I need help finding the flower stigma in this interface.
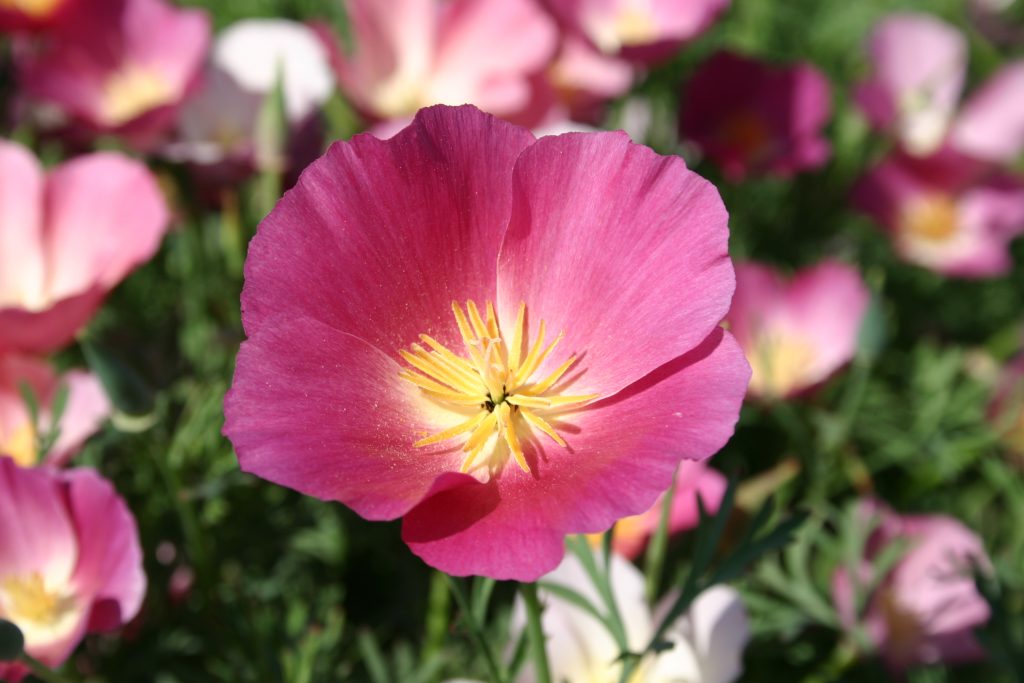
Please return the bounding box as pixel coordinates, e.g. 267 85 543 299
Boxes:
398 301 598 474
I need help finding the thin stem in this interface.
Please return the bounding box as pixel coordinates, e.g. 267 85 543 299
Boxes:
420 571 450 666
644 472 678 603
444 575 506 683
520 583 552 683
565 537 630 651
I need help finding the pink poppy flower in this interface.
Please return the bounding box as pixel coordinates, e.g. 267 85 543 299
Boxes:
679 52 832 181
950 61 1024 165
514 551 750 682
833 501 991 671
317 0 557 124
989 353 1024 456
544 0 730 63
853 148 1024 277
0 0 75 32
854 13 967 157
0 140 170 354
223 104 749 581
16 0 210 148
0 355 109 469
590 462 727 559
725 261 869 400
0 457 146 678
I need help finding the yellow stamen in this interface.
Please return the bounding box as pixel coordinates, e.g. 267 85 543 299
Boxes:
498 403 529 473
508 302 527 375
414 412 489 448
398 301 598 474
466 300 490 341
521 408 567 447
523 356 578 396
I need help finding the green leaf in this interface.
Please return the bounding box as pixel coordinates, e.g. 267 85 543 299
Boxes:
80 338 155 418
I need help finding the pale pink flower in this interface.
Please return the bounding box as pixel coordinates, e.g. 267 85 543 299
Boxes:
0 140 169 354
726 261 869 399
0 457 145 678
317 0 558 123
0 355 109 469
834 501 991 671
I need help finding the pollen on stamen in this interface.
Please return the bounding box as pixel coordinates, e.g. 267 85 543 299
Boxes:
398 300 598 474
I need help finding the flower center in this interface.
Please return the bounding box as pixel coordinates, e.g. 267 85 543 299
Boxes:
100 64 174 126
0 573 75 627
1 421 37 467
0 0 60 17
399 301 597 474
719 111 772 161
748 332 817 398
901 194 959 243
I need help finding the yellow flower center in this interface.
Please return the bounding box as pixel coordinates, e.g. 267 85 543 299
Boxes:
0 0 60 17
901 194 959 243
0 573 76 627
100 64 174 127
1 422 37 467
747 332 817 398
399 301 598 474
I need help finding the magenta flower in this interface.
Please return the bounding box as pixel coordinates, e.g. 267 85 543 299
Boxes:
0 0 75 32
0 457 145 679
316 0 557 124
0 141 169 354
853 148 1024 277
725 261 869 399
833 501 991 671
591 462 726 559
679 52 832 181
0 355 109 469
17 0 210 148
224 105 749 580
544 0 729 62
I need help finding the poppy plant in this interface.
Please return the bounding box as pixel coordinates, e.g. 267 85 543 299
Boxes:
0 140 170 354
0 457 145 681
224 104 749 580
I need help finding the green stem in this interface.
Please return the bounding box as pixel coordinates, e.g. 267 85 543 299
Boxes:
565 537 630 651
20 654 76 683
644 472 678 604
420 571 450 666
798 639 858 683
520 583 552 683
444 575 506 683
